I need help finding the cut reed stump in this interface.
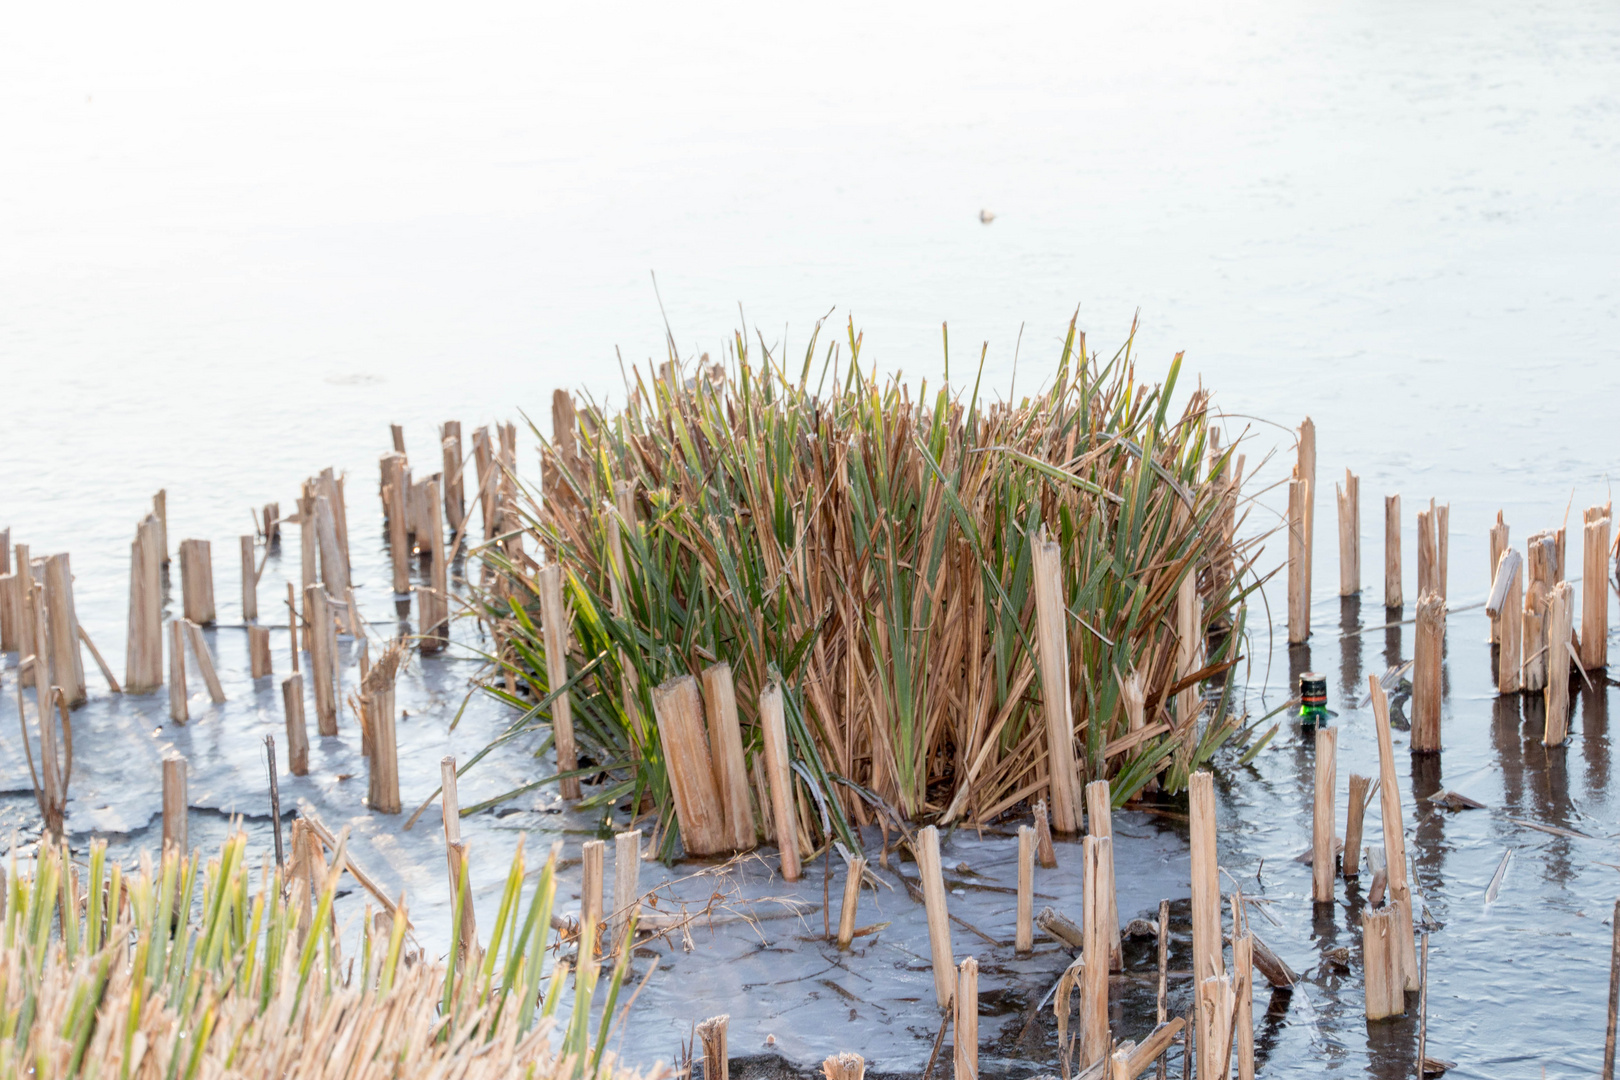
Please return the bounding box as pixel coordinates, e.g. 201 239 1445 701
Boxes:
382 453 411 594
1583 504 1612 670
1604 897 1619 1080
696 1015 729 1080
1411 592 1445 753
1362 905 1405 1019
162 756 188 854
1343 773 1370 879
1034 800 1058 868
0 567 15 655
581 838 605 964
305 585 339 735
916 825 955 1009
1189 772 1223 1080
178 539 215 625
651 675 728 856
12 543 34 688
1031 531 1080 833
1337 469 1359 595
1081 836 1112 1070
441 421 465 533
1015 825 1034 954
240 535 258 622
953 956 979 1080
1436 502 1450 600
1488 512 1509 643
1085 779 1121 969
1488 548 1523 694
418 477 450 651
364 643 402 813
153 489 169 565
1287 477 1310 644
1233 932 1255 1080
822 1053 864 1080
837 851 866 950
1312 726 1337 903
282 674 309 775
759 678 802 879
538 563 580 799
1544 581 1575 746
1369 675 1418 990
701 663 755 851
168 620 188 723
613 829 642 951
250 626 272 678
42 553 87 707
1384 495 1402 609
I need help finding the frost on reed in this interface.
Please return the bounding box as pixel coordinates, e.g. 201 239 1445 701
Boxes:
0 834 652 1080
478 317 1264 856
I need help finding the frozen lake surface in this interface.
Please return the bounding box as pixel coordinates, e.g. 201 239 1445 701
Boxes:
2 0 1620 1075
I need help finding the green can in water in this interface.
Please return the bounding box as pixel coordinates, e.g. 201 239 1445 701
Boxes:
1299 672 1330 726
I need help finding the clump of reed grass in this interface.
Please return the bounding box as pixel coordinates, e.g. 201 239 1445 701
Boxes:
474 315 1267 857
0 834 653 1080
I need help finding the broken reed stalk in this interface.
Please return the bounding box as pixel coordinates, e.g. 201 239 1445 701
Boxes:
1488 512 1509 643
1605 897 1619 1080
285 582 300 673
696 1015 729 1080
282 673 309 775
1296 417 1316 611
953 956 979 1080
38 554 87 709
1031 531 1080 833
364 642 403 813
1312 726 1337 904
439 757 478 957
1188 772 1222 1080
1337 469 1359 596
1175 571 1203 725
612 829 642 951
1545 581 1575 745
178 538 215 625
1085 779 1121 969
1416 505 1437 600
837 852 866 950
240 535 258 621
759 679 801 880
1369 675 1419 990
581 839 605 966
168 620 189 723
1343 774 1370 879
1384 495 1402 609
1436 503 1450 600
162 756 187 854
383 453 411 594
250 625 273 678
1197 974 1234 1080
184 620 226 704
1523 531 1555 693
13 544 35 690
1287 478 1310 644
1015 825 1034 954
651 675 728 856
390 422 406 453
1411 592 1445 753
305 585 338 735
701 662 755 851
78 625 120 693
538 563 580 800
1081 836 1111 1071
916 824 955 1009
1489 548 1524 694
1583 504 1612 670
